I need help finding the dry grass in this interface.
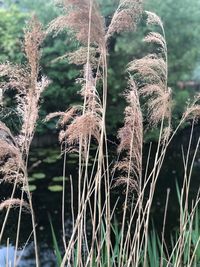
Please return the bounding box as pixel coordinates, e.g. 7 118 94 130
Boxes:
0 199 30 213
0 1 199 267
48 0 105 46
0 16 49 267
106 0 143 40
115 77 143 192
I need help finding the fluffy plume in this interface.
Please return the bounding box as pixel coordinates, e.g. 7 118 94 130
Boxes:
0 139 19 163
144 32 166 52
0 123 24 184
145 11 164 29
45 107 77 127
17 17 49 152
60 63 103 153
65 47 99 66
47 63 102 155
16 76 50 151
0 63 29 96
161 126 171 144
0 122 17 146
53 46 100 69
115 78 143 191
0 17 50 154
106 0 143 40
183 93 200 121
140 84 171 126
0 198 30 213
24 16 45 83
48 0 105 47
128 54 167 82
127 12 171 127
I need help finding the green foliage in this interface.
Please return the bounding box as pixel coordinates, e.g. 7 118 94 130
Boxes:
31 173 46 180
173 90 190 120
50 213 200 266
49 216 62 266
48 185 63 192
0 6 26 62
7 0 59 24
145 0 200 84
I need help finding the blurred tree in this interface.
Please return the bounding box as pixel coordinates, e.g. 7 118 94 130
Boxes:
146 0 200 84
0 6 26 62
13 0 58 23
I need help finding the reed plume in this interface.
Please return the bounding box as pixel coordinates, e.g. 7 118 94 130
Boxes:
70 66 103 146
46 63 102 155
115 77 143 192
0 122 24 184
18 17 49 154
47 0 146 157
61 47 99 67
106 0 143 40
0 139 23 183
127 11 171 130
48 0 105 47
0 17 49 155
0 17 48 266
47 0 107 152
0 199 30 213
183 93 200 121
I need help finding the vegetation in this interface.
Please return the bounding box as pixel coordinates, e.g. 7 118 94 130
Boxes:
1 0 200 136
0 0 199 266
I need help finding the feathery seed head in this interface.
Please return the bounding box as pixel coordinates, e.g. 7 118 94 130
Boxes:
48 0 105 47
145 11 164 28
115 78 143 189
66 47 99 66
24 16 45 83
0 123 24 184
0 199 30 213
106 0 143 40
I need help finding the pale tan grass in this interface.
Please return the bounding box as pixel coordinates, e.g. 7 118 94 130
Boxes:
0 198 30 213
0 17 49 267
0 123 25 184
106 0 143 40
146 10 164 28
127 12 171 147
0 19 49 154
48 1 144 266
144 32 166 49
47 63 103 157
183 93 200 121
48 0 105 47
54 46 99 68
115 77 143 189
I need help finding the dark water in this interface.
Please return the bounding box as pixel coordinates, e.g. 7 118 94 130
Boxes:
0 126 200 266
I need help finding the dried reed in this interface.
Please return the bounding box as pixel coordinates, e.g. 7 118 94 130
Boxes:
1 1 199 266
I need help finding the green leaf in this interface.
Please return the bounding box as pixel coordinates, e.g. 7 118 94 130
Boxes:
32 173 46 180
43 156 59 164
29 185 37 192
48 185 63 192
28 177 36 183
49 215 62 266
52 176 68 182
67 159 77 164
